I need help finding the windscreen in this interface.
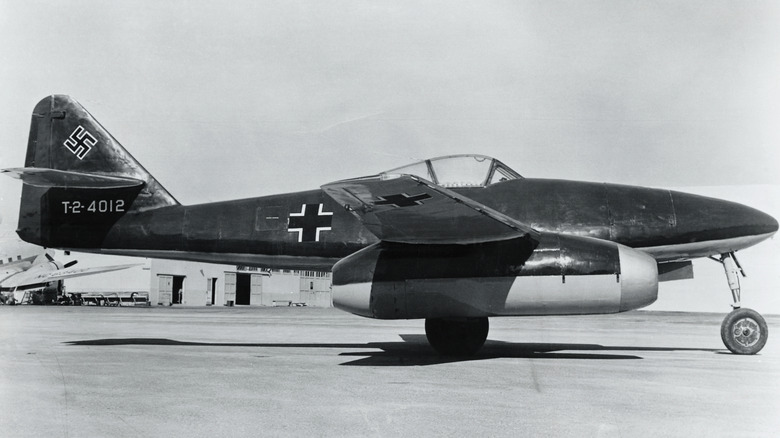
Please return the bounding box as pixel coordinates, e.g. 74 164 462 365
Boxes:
382 155 521 188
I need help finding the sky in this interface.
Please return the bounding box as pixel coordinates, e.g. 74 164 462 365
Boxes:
1 1 779 312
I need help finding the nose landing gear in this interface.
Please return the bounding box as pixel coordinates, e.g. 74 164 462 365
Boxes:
713 252 769 355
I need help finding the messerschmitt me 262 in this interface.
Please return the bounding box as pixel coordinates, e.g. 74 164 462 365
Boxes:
4 95 777 355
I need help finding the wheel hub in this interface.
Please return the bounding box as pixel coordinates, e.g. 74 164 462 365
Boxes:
732 317 760 348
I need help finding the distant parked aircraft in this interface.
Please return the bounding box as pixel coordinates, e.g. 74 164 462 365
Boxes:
0 232 138 304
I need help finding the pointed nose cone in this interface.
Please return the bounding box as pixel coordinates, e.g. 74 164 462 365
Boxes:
671 190 778 246
765 211 780 235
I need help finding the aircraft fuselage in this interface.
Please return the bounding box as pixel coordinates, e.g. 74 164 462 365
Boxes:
23 178 776 268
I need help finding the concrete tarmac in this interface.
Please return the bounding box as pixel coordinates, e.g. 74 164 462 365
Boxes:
0 306 778 437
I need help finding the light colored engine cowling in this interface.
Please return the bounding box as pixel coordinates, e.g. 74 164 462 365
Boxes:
332 235 658 320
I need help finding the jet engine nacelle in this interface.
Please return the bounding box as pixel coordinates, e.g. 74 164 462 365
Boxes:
332 234 658 319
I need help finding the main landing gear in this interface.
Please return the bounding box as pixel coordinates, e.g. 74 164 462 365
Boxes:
712 252 768 355
425 317 489 356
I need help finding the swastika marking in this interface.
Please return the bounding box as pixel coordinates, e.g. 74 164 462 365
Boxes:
63 125 97 160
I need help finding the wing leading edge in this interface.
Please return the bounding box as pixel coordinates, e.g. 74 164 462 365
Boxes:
322 174 540 245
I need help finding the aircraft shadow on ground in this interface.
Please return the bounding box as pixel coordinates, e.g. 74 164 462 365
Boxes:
65 335 723 366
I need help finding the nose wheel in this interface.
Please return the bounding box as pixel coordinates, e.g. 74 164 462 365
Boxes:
720 308 768 355
713 252 769 355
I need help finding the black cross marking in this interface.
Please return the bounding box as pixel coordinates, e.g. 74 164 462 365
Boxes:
288 203 333 242
375 193 432 208
63 125 97 160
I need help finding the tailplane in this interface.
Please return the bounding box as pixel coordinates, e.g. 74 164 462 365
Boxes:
3 95 179 248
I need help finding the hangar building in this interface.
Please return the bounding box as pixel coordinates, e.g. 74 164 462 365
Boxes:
62 257 333 307
149 259 332 307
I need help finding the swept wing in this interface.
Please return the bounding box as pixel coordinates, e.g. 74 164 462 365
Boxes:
322 174 540 244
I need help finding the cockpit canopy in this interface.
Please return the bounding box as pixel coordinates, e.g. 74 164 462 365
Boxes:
381 154 522 188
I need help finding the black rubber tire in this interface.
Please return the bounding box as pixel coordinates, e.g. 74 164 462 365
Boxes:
720 308 768 355
425 317 489 356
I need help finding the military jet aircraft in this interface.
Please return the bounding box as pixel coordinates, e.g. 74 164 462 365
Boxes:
3 95 777 354
0 231 139 304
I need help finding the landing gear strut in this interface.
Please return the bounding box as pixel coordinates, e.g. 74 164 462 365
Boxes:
425 317 489 356
712 252 768 354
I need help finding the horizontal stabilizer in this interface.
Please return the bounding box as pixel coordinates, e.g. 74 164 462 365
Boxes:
2 168 144 189
322 174 541 244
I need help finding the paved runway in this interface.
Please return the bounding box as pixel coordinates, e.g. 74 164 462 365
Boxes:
1 306 777 437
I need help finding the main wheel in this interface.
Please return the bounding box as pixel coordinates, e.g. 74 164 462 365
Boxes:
425 317 489 356
720 308 768 355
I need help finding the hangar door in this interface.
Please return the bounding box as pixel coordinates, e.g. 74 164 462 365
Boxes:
224 273 236 305
157 275 185 305
236 273 251 305
158 275 172 305
206 278 217 305
251 274 263 305
224 272 263 305
171 275 185 304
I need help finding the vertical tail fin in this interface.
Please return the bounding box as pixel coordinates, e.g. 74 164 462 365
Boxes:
5 95 179 248
24 95 178 209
